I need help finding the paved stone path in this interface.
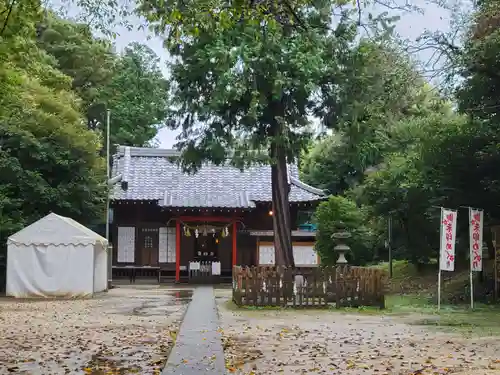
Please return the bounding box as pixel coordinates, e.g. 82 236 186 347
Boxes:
162 286 226 375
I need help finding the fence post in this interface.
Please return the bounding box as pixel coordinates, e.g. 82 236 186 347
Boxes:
231 265 387 309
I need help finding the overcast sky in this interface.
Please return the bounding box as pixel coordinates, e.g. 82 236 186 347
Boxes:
56 1 453 148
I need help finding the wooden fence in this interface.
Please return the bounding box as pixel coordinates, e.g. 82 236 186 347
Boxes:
232 265 387 308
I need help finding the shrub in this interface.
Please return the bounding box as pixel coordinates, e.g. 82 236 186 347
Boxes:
314 196 374 265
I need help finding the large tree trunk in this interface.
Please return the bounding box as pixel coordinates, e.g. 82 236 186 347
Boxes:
271 139 295 267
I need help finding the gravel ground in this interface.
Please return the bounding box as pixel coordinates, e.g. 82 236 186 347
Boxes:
215 291 500 375
0 286 190 375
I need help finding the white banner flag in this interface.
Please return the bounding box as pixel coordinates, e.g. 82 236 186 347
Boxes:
440 208 457 271
469 208 483 272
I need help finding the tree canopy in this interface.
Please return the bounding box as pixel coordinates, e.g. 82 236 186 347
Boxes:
138 0 367 265
3 0 500 274
37 16 170 147
0 0 106 240
0 1 169 261
91 42 170 147
306 0 500 268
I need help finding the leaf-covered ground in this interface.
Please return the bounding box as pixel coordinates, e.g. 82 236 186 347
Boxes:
0 286 188 375
216 290 500 375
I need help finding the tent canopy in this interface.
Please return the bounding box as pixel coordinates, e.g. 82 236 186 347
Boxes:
7 213 107 247
6 213 108 298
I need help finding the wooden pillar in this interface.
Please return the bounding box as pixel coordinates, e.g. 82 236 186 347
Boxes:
232 221 237 267
176 220 181 282
135 204 141 266
256 237 260 266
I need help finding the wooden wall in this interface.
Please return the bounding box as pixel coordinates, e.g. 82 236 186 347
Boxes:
110 201 316 269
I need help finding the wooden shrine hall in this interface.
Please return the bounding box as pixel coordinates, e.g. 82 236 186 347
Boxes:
109 146 327 283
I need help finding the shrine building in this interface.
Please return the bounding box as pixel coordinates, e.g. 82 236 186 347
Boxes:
109 146 326 283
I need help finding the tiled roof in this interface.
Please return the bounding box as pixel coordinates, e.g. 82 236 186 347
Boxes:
110 146 326 208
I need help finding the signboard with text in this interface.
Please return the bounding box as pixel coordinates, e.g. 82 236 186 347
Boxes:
469 208 483 272
440 208 457 272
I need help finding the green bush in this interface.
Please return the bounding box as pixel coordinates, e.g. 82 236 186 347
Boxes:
314 196 374 265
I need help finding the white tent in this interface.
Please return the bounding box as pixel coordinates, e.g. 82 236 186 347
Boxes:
6 213 108 298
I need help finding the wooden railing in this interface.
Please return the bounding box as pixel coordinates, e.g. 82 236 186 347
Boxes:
232 265 387 308
112 266 160 283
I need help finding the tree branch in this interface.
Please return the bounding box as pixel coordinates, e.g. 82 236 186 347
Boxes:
1 0 16 36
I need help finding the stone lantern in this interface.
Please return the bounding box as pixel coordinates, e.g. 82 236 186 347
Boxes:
331 222 351 265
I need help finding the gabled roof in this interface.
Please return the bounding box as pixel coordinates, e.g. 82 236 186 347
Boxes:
110 146 326 208
8 213 107 246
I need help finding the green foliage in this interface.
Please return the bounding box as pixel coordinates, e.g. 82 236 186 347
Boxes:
139 0 347 48
36 13 115 110
301 0 500 267
300 134 350 195
0 3 170 273
314 196 374 265
37 16 170 147
361 150 436 263
0 0 107 247
94 43 170 147
317 40 426 132
301 40 451 195
137 0 371 265
358 108 500 264
458 0 500 119
139 0 361 171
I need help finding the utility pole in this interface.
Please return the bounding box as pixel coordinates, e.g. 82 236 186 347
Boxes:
105 109 111 242
105 109 112 288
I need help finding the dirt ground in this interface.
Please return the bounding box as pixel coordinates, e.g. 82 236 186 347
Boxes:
0 286 190 375
215 291 500 375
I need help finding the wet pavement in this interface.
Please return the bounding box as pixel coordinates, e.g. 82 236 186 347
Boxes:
162 286 226 375
0 286 190 375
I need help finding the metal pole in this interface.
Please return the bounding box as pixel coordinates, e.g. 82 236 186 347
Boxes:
468 207 474 310
105 109 110 241
494 228 498 302
438 267 442 312
105 109 112 287
388 216 393 279
437 207 443 312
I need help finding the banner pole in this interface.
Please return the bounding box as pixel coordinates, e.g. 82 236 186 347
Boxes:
438 207 443 312
470 269 474 310
469 207 474 310
438 268 442 312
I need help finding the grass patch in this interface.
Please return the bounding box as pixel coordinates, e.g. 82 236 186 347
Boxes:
411 305 500 337
373 260 423 278
339 294 500 336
